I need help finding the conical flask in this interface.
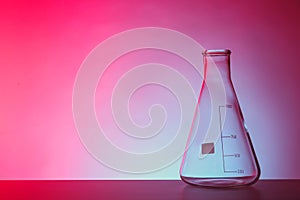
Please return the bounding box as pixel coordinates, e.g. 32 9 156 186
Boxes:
180 49 260 187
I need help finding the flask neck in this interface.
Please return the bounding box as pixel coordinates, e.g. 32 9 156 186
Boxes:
203 49 231 83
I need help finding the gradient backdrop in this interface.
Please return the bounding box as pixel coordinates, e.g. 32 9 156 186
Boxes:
0 0 299 179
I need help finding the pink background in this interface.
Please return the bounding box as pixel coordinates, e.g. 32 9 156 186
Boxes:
0 0 299 179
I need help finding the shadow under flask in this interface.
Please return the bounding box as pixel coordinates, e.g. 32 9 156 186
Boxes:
180 49 260 187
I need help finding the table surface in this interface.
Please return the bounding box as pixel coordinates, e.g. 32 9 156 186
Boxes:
0 180 299 200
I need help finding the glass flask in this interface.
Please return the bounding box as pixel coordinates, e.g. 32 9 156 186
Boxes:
180 49 260 187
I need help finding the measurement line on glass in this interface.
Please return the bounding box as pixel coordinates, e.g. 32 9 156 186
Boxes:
219 104 244 174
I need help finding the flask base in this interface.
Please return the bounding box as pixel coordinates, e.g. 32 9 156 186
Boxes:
181 176 258 188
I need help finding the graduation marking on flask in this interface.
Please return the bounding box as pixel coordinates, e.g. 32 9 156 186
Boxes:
219 104 244 174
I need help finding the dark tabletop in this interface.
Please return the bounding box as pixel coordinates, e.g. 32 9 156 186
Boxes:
0 180 299 200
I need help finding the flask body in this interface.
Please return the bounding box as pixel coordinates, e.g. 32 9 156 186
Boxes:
180 49 260 187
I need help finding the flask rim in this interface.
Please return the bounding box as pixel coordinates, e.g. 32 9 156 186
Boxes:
203 49 231 56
